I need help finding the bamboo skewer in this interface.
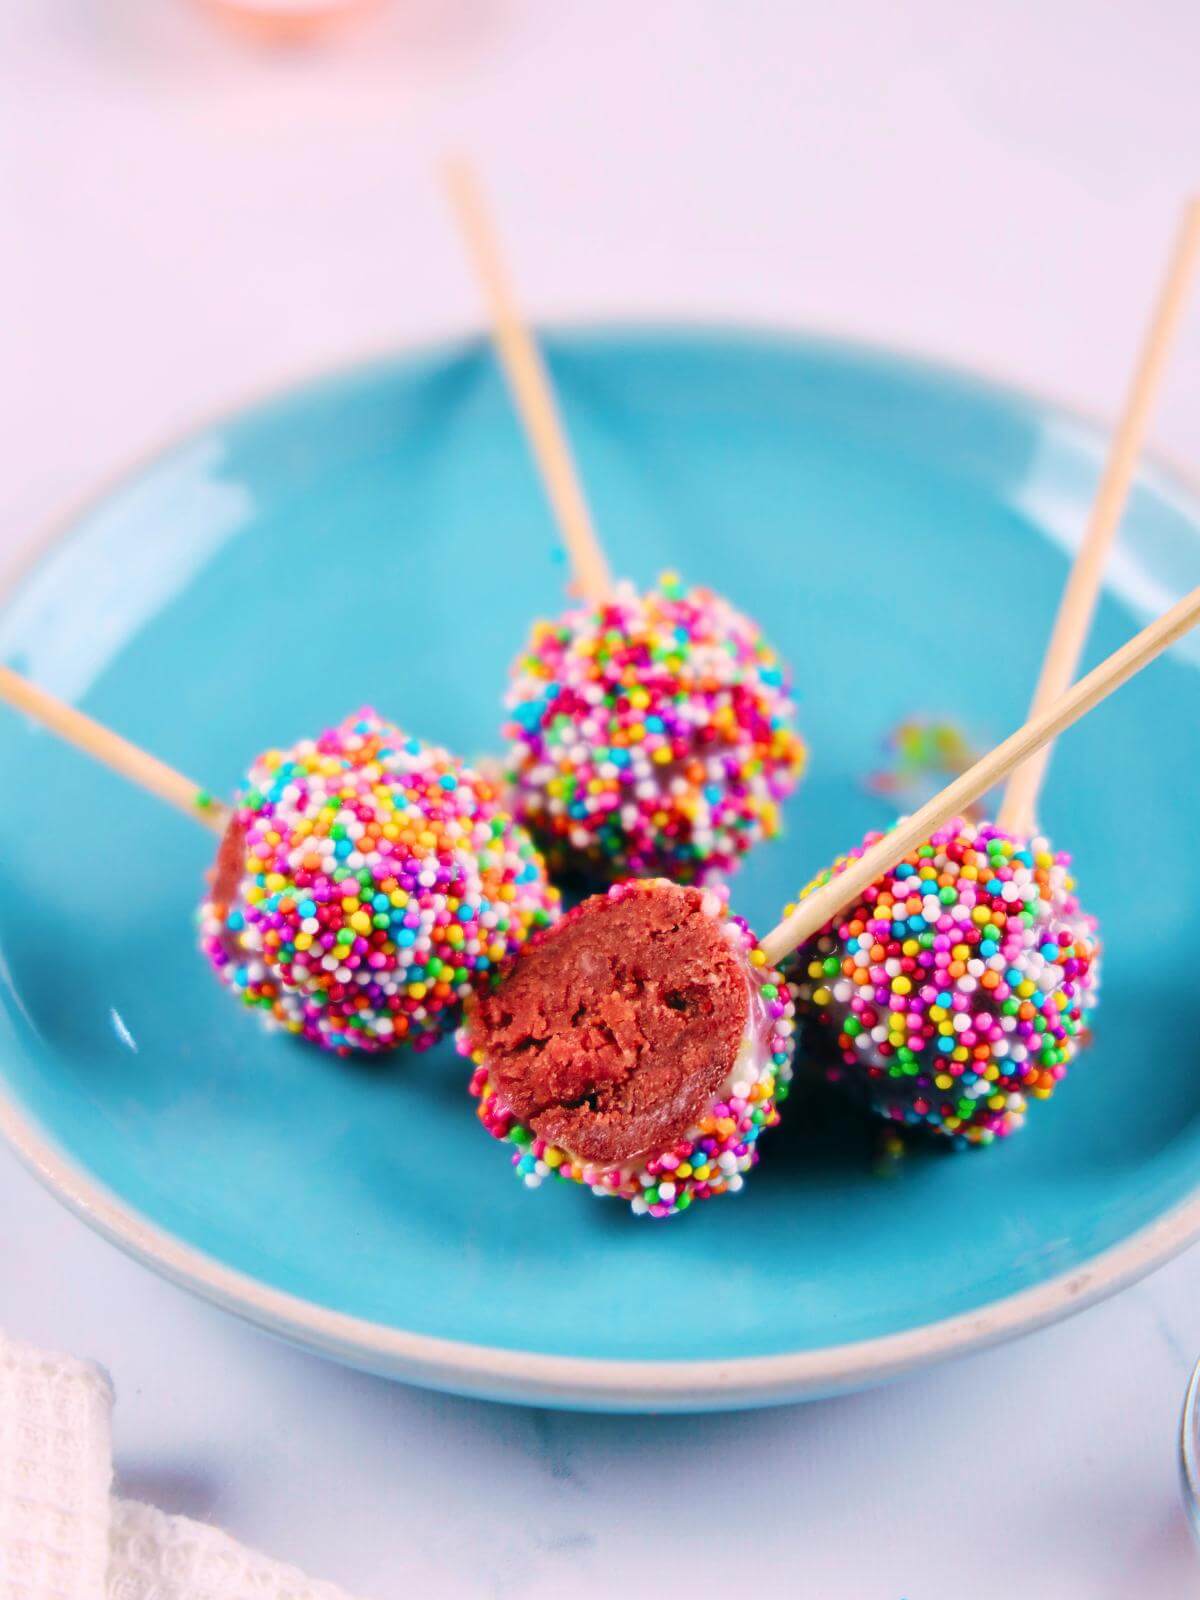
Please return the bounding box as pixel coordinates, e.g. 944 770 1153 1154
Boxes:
443 157 614 608
997 198 1200 837
760 584 1200 967
0 665 228 834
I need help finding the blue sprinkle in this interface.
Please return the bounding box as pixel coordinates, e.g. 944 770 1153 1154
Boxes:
513 698 548 731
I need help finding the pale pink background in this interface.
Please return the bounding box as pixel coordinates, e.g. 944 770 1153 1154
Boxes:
2 4 1199 1595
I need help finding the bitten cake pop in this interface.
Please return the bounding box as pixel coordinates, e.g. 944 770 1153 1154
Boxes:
782 818 1098 1144
444 164 806 884
459 877 795 1215
503 573 805 882
200 710 560 1054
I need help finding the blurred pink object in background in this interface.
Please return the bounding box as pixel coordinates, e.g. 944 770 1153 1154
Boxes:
197 0 380 41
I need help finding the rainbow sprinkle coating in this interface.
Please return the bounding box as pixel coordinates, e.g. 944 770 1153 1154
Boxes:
503 574 806 884
782 817 1099 1145
200 710 560 1054
459 881 796 1216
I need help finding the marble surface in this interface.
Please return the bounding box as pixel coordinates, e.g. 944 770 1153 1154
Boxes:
2 1 1200 1593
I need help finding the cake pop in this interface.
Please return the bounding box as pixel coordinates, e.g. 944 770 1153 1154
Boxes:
459 877 795 1215
0 672 562 1056
444 164 806 885
503 573 804 882
782 818 1098 1144
200 709 560 1053
778 200 1199 1144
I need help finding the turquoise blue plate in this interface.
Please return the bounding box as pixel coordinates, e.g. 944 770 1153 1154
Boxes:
3 326 1200 1412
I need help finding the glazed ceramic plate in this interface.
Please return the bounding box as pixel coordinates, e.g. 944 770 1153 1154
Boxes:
3 327 1200 1413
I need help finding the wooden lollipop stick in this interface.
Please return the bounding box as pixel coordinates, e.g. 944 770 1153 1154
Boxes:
998 197 1200 836
0 665 228 834
760 584 1200 967
443 157 614 608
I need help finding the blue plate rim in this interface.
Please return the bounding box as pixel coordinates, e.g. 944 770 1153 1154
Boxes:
4 318 1200 1411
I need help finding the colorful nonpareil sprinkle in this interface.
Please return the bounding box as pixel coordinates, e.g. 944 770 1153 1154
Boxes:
459 879 796 1216
200 710 560 1054
866 716 981 811
503 574 806 883
781 817 1099 1145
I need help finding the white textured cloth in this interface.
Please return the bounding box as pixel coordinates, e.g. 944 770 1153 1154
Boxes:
0 1334 363 1600
0 1339 112 1600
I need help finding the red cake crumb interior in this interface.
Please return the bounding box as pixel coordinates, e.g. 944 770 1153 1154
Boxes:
211 817 247 908
468 881 749 1165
